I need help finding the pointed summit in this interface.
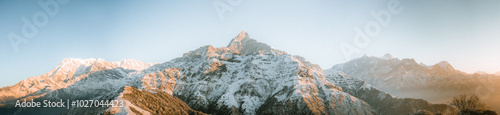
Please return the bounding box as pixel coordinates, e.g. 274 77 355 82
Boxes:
475 71 489 75
360 54 373 59
59 58 100 67
183 31 285 58
226 31 274 55
235 30 249 41
436 61 452 68
381 53 394 60
227 30 251 47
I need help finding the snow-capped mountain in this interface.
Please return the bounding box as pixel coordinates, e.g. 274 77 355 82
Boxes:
327 54 499 105
135 31 373 115
0 58 155 103
0 31 454 115
324 71 457 115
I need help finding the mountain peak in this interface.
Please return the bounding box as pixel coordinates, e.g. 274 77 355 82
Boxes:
475 71 489 75
60 58 102 66
436 61 451 68
226 31 274 55
227 30 251 47
61 58 96 62
381 53 393 60
431 61 456 74
183 31 285 58
237 30 248 39
58 58 154 72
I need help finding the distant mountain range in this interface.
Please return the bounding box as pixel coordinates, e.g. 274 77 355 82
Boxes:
328 53 500 112
1 31 493 114
475 71 500 76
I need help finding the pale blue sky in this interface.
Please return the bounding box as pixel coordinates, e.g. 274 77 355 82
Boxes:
1 0 500 87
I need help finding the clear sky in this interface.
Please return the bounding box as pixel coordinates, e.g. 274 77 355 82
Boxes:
1 0 499 87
